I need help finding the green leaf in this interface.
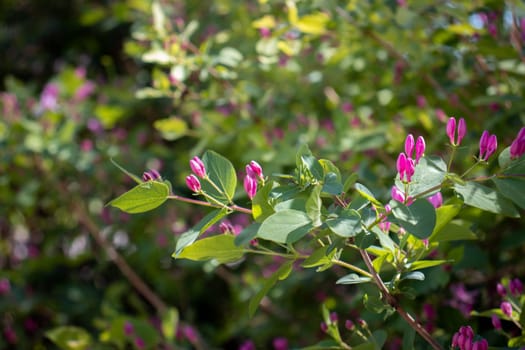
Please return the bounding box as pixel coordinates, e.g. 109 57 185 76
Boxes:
431 204 462 237
46 326 92 350
257 209 313 243
202 150 237 204
110 159 142 184
249 260 293 317
306 185 322 227
391 199 436 239
326 209 362 238
354 183 382 206
498 146 512 169
429 220 477 243
454 181 520 217
174 234 245 264
402 327 416 350
295 12 330 35
301 246 336 268
493 177 525 209
401 271 425 281
319 159 343 195
408 260 448 271
297 144 324 181
108 181 169 214
343 173 359 193
153 117 188 141
252 181 275 222
161 308 179 341
174 208 228 255
372 227 396 252
398 156 447 198
336 273 372 285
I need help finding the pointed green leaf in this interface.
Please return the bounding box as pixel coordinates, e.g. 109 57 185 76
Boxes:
391 199 436 239
202 150 237 204
428 221 477 243
109 181 169 213
493 177 525 209
302 246 336 268
336 273 372 285
46 326 92 350
174 234 245 264
408 260 448 271
431 204 462 236
249 260 293 317
161 308 179 342
297 144 324 180
354 183 382 206
257 209 313 243
326 209 362 238
174 208 228 255
454 181 519 217
306 185 322 226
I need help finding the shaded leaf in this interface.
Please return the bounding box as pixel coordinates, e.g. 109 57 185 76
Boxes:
326 209 362 238
336 273 372 285
174 208 228 255
257 209 313 243
391 199 436 239
454 181 519 217
249 260 293 317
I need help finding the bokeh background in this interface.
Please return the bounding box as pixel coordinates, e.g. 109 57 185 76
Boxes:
1 1 524 349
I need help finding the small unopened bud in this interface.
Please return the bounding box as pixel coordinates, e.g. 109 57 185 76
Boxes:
124 321 134 336
446 117 457 145
405 134 415 158
427 192 443 208
320 322 328 333
501 301 513 317
415 136 425 163
244 175 257 200
142 169 161 182
190 156 206 178
391 186 405 203
345 320 354 330
510 127 525 159
186 175 201 193
457 118 466 145
510 278 523 296
496 282 506 297
329 312 338 324
246 160 264 180
491 315 502 330
479 131 498 161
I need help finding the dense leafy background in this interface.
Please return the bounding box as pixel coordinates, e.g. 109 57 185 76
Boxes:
1 0 524 349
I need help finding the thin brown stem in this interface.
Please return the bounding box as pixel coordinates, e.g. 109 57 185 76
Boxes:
359 249 443 350
167 194 252 214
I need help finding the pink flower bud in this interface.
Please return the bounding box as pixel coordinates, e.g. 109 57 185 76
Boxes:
451 332 459 347
320 322 328 333
396 153 407 181
459 325 474 339
446 117 456 145
134 337 145 349
484 134 497 160
474 339 488 350
391 186 405 203
330 312 338 323
501 301 512 317
427 192 443 208
378 221 391 232
457 118 466 145
415 136 425 163
405 157 415 182
510 278 523 296
124 321 134 336
0 278 11 295
479 130 489 159
246 160 264 180
190 156 206 178
405 134 415 158
496 283 506 296
273 337 288 350
491 314 502 330
186 175 201 193
510 127 525 159
244 175 257 200
345 320 354 330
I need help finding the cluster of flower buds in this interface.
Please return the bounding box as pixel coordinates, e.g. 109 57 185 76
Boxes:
492 278 523 331
451 326 488 350
478 130 498 161
244 161 264 200
186 156 206 193
510 127 525 159
446 117 467 146
142 169 161 182
397 134 425 183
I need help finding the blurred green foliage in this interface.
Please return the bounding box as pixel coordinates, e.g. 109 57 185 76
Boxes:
0 0 524 349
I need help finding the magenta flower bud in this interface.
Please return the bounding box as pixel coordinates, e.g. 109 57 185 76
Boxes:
244 175 257 200
345 320 354 330
484 134 497 160
479 130 490 160
391 186 405 203
405 134 415 158
496 282 507 297
474 339 488 350
320 322 328 333
190 156 206 178
415 136 425 163
427 192 443 208
510 278 523 296
273 337 288 350
510 127 525 159
0 278 11 295
451 332 460 347
142 172 153 182
329 312 338 323
182 325 198 343
405 157 415 182
124 321 134 336
378 221 391 232
417 95 427 108
134 337 145 349
491 314 502 330
459 325 474 339
396 153 407 180
357 319 367 328
501 301 513 317
457 118 467 145
446 117 457 145
186 175 201 193
249 160 264 179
